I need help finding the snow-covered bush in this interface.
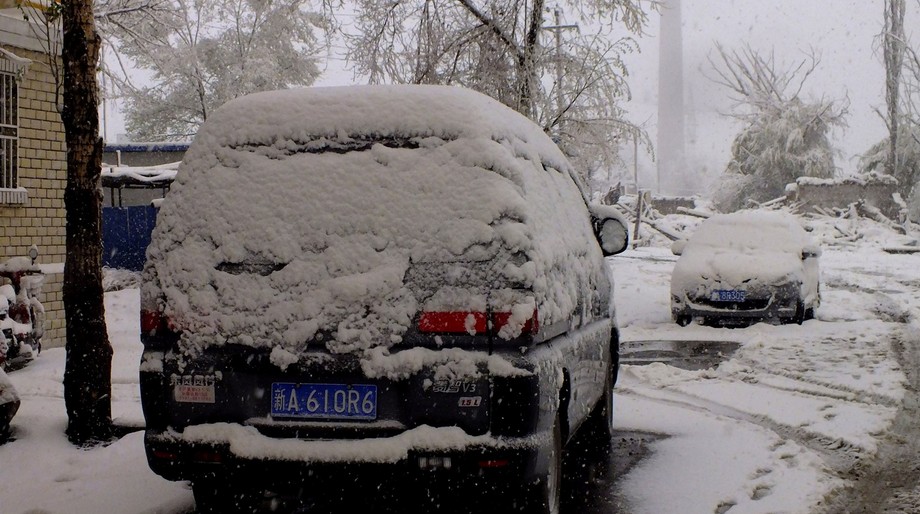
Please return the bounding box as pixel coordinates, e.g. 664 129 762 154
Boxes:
708 44 846 211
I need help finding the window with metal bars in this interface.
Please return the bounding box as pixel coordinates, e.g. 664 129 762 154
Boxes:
0 59 18 190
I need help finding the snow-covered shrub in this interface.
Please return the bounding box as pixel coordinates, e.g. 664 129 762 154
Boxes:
708 44 846 211
715 99 841 211
712 171 758 212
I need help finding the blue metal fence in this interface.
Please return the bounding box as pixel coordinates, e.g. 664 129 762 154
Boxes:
102 205 159 271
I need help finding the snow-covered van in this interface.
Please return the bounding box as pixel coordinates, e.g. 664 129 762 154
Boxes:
139 85 629 513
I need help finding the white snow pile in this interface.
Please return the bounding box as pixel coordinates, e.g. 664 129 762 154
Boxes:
144 85 609 360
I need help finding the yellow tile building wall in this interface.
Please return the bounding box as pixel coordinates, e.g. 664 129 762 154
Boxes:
0 45 66 349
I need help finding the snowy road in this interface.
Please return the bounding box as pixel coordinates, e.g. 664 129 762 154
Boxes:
823 326 920 513
609 214 920 514
1 214 919 514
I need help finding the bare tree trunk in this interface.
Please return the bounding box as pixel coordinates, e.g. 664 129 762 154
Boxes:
61 0 113 445
884 0 906 176
517 0 545 118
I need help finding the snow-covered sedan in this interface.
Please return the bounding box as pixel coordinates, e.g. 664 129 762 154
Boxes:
670 210 821 326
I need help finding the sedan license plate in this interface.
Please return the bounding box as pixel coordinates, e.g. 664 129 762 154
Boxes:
713 289 746 302
271 383 377 420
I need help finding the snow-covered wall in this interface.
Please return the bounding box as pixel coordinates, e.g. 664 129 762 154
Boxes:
791 176 899 218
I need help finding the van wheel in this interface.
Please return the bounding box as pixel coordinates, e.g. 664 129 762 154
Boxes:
514 417 562 514
193 480 260 514
675 314 692 326
792 300 806 325
585 364 614 446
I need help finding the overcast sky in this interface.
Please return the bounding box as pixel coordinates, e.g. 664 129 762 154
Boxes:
102 0 908 196
625 0 902 194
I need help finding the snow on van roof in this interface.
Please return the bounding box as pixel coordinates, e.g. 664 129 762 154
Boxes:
144 85 609 364
190 85 569 170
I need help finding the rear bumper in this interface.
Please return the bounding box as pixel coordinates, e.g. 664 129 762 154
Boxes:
145 424 545 486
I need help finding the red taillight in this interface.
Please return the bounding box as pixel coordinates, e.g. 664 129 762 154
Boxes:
152 450 178 461
492 310 539 335
141 309 178 336
478 459 510 468
192 450 223 463
140 309 162 335
418 309 538 336
419 311 488 334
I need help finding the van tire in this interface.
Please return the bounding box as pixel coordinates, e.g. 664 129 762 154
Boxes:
585 363 614 445
792 300 806 325
516 417 562 514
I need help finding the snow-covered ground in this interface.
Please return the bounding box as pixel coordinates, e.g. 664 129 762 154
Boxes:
0 210 916 514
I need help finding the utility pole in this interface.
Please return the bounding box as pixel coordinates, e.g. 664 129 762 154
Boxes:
543 7 577 129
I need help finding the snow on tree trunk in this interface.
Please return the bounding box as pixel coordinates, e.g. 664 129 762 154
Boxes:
61 0 113 445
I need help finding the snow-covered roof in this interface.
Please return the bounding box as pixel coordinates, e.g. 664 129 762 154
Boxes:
796 172 898 187
190 85 569 171
104 142 191 153
101 163 179 188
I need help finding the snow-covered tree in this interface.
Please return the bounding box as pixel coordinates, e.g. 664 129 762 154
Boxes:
335 0 658 187
61 0 114 445
859 1 920 211
708 44 846 211
17 1 166 113
104 0 324 140
882 0 907 176
16 0 162 444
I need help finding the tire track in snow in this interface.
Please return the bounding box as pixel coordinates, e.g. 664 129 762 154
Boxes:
616 385 864 475
729 353 903 409
822 328 920 514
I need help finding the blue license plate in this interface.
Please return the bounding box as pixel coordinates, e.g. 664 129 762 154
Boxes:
714 290 746 302
271 383 377 420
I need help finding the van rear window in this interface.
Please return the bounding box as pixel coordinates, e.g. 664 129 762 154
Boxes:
229 135 447 158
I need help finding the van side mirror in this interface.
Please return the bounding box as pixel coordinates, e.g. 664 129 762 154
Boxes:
671 240 686 256
597 217 629 256
589 204 629 256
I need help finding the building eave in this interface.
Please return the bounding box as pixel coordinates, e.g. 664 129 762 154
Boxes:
0 8 60 55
